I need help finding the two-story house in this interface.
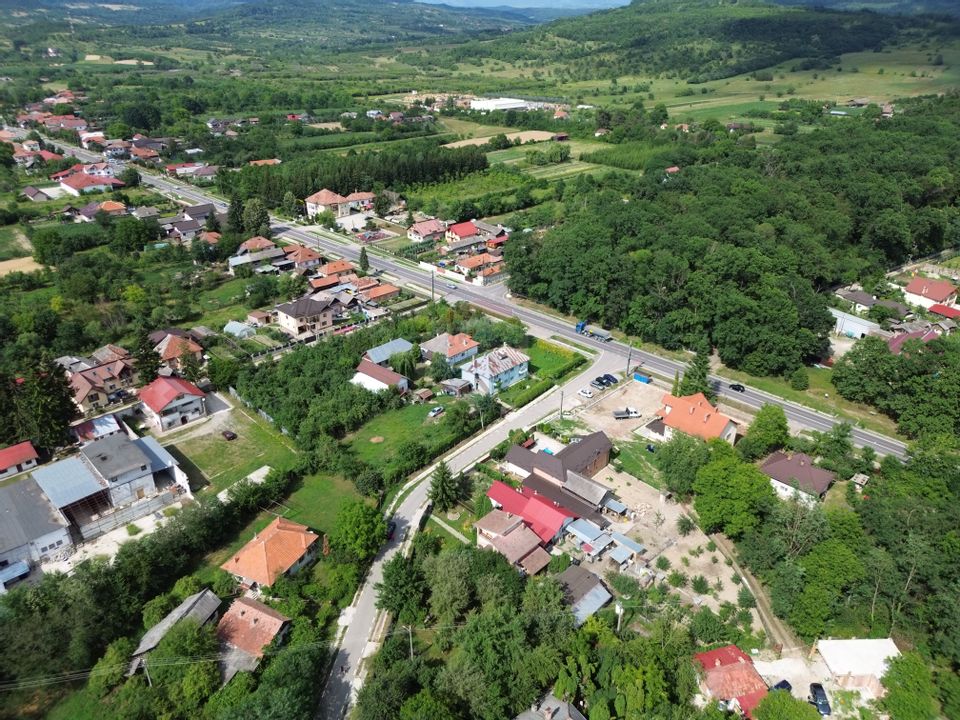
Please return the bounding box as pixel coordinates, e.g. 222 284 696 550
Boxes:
420 332 479 366
275 296 336 338
460 346 530 395
61 345 139 413
80 433 157 506
138 377 207 431
408 218 446 244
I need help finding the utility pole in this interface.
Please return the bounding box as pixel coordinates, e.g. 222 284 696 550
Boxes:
143 657 153 687
406 625 414 660
559 390 564 419
626 342 633 378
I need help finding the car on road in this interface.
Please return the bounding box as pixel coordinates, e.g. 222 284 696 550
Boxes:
221 430 238 441
578 388 594 399
603 373 619 385
445 282 456 289
729 383 746 393
427 406 445 418
808 683 831 715
386 519 397 540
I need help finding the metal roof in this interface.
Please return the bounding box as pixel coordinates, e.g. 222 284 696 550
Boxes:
582 533 613 557
32 457 105 508
81 434 150 481
132 589 221 658
563 470 609 507
0 560 30 586
0 478 68 554
364 338 413 366
603 497 628 514
566 518 604 544
133 437 178 473
610 532 645 555
608 545 633 565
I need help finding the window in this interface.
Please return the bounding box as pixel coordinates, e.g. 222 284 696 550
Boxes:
55 540 63 547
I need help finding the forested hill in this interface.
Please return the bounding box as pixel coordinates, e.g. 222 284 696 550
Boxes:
431 0 948 82
504 94 960 377
769 0 960 19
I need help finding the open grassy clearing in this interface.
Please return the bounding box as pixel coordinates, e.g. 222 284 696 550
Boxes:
346 401 469 468
437 117 519 138
614 440 662 489
526 338 578 376
524 161 608 180
0 225 31 261
406 167 527 205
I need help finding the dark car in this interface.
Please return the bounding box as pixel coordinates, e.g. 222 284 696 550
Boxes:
729 383 746 393
808 683 831 716
602 373 619 385
771 679 792 693
386 519 397 540
591 378 606 389
222 430 238 441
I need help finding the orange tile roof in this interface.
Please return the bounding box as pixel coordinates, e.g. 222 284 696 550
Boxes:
154 333 202 362
217 597 289 658
362 283 400 301
221 517 319 587
239 236 276 252
457 252 497 270
139 376 204 413
904 277 956 303
284 245 321 263
444 332 478 359
657 393 735 441
319 260 355 276
305 188 346 206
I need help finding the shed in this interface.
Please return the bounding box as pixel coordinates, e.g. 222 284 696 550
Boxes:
129 589 221 675
557 565 612 625
566 518 603 544
817 638 900 698
32 457 105 509
603 497 628 515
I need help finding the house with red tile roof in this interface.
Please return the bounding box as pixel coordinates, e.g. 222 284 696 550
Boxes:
930 303 960 320
217 597 291 684
408 218 446 243
59 173 125 197
221 517 319 588
654 393 737 444
361 283 400 303
305 188 348 218
130 146 160 162
693 645 768 719
887 328 939 356
139 377 206 431
486 480 573 543
153 332 203 373
444 220 484 253
420 332 479 365
455 252 499 275
318 259 355 278
350 359 409 394
283 244 322 270
63 346 139 413
0 441 39 481
904 277 957 309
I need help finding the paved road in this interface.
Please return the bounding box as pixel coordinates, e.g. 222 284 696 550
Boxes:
318 349 622 719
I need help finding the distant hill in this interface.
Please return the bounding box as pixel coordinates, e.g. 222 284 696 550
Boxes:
768 0 960 18
431 0 954 82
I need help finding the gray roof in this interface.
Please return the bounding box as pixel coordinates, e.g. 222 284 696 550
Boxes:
0 478 68 555
276 295 334 319
132 589 221 657
514 694 587 720
557 565 612 625
566 518 604 544
610 532 645 554
228 247 286 267
32 456 105 508
80 434 150 482
522 474 608 529
556 432 613 476
365 338 413 365
563 470 610 506
608 545 633 566
133 437 178 473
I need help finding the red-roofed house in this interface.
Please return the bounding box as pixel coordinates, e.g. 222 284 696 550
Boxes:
130 146 160 162
904 277 957 309
0 441 39 481
887 328 939 356
930 303 960 319
486 480 573 544
217 597 290 683
344 191 375 211
59 173 125 197
139 377 206 431
655 393 737 444
694 645 768 719
408 218 446 243
221 517 319 588
153 333 203 373
283 244 322 270
310 275 341 291
361 283 400 303
319 260 355 278
305 188 348 218
445 220 479 244
420 332 479 365
350 359 409 394
455 252 499 275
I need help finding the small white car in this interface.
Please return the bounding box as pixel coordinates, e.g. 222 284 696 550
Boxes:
578 388 594 399
427 406 445 418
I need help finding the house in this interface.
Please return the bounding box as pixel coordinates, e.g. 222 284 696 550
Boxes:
817 638 900 699
361 284 400 304
79 432 161 507
247 309 274 326
408 218 446 243
22 186 50 202
351 359 409 393
344 191 375 212
275 296 335 338
310 275 341 292
487 481 574 544
77 199 127 222
557 565 612 626
443 221 483 253
283 245 322 271
461 346 530 395
217 597 290 684
130 146 160 162
761 451 836 502
903 277 957 309
835 289 910 319
221 517 319 589
887 328 939 356
223 320 256 339
475 509 551 575
693 645 768 719
364 338 413 367
0 477 71 566
653 393 737 444
930 303 960 320
305 188 349 218
128 590 221 676
71 414 124 444
420 332 479 366
455 252 499 275
504 431 612 486
154 332 204 373
318 260 356 278
0 441 39 481
66 346 139 413
514 694 586 720
228 246 286 274
139 377 207 431
59 173 124 197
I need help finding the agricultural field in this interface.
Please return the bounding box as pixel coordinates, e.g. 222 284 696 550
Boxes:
406 166 528 206
0 225 31 261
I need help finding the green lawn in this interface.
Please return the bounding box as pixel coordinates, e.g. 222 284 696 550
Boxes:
346 401 467 468
615 440 662 489
526 338 578 376
0 225 30 261
162 402 298 494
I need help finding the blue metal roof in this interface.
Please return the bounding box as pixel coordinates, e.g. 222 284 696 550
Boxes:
610 532 645 555
573 583 612 625
603 497 628 514
32 457 105 508
583 533 613 557
365 338 413 365
134 437 178 473
566 518 603 544
0 560 30 585
608 545 633 565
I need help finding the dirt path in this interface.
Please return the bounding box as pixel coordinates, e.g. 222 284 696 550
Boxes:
12 228 31 253
0 256 43 276
710 532 803 654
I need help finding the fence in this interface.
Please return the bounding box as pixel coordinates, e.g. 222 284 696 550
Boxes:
77 491 175 541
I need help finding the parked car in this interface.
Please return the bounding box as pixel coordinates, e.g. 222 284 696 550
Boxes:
729 383 746 393
596 376 611 387
771 680 792 693
808 683 831 716
578 387 594 399
603 373 619 385
427 406 445 418
612 407 641 420
222 430 238 441
590 379 605 390
386 519 397 540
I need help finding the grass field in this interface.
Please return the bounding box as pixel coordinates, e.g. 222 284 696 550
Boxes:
0 225 30 261
346 401 468 469
163 402 298 494
407 167 527 205
526 338 578 376
615 440 662 489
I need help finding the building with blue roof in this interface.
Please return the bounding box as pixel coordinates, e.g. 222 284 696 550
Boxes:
363 338 413 367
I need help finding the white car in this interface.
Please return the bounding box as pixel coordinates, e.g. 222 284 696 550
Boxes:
427 406 445 418
578 388 594 399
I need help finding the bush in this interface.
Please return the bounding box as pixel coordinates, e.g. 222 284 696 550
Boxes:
655 555 671 571
668 570 688 588
88 637 136 698
789 367 810 390
691 575 710 594
548 553 572 574
126 523 142 536
677 515 696 536
738 585 757 609
501 378 554 408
